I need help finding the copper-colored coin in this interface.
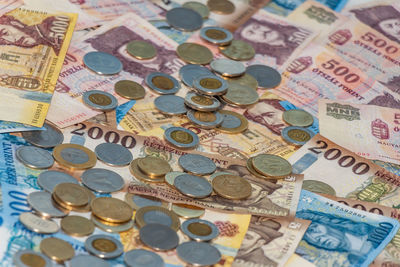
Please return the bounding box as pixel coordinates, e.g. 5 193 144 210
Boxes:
137 156 172 178
207 0 235 14
199 77 222 89
188 222 212 236
40 237 75 263
212 174 252 200
222 82 259 107
61 215 94 237
91 197 133 223
176 43 213 65
219 40 255 61
152 76 175 90
53 183 89 207
53 144 97 170
126 40 157 60
129 159 165 183
205 29 227 40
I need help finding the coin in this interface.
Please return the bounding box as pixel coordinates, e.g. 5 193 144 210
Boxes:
177 43 213 65
181 218 219 241
139 223 179 251
182 1 209 19
252 154 292 178
210 58 245 77
114 80 146 100
126 40 157 60
210 171 234 180
68 255 110 267
176 241 221 266
166 7 203 32
145 72 180 95
154 95 187 115
187 110 224 129
85 235 124 259
19 212 59 234
53 183 89 207
27 191 68 218
91 215 134 233
302 180 337 196
125 193 163 210
174 174 212 198
179 153 216 175
81 168 125 193
219 40 255 61
73 187 95 213
129 159 165 183
217 110 248 134
95 142 133 166
281 126 314 146
246 64 282 89
38 170 79 193
83 90 118 111
61 215 94 237
165 171 186 187
222 82 259 107
207 0 235 14
83 51 122 75
91 197 133 223
124 249 164 267
224 73 258 90
40 237 75 263
282 109 314 127
185 92 221 111
172 204 205 219
212 174 252 199
135 206 180 231
16 146 54 169
200 26 233 46
179 64 213 86
193 74 228 96
13 250 52 267
164 127 199 149
246 157 271 179
22 122 64 148
137 156 172 178
53 143 97 170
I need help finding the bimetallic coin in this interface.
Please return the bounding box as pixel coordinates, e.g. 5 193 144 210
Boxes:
38 170 78 193
83 51 122 75
137 156 172 178
187 110 224 129
219 40 255 61
193 74 228 96
28 191 68 218
91 215 134 233
177 43 213 65
85 235 124 259
16 146 54 169
164 127 199 149
174 174 212 198
252 154 292 178
210 58 245 77
61 215 94 237
83 90 118 111
13 250 52 267
129 159 165 183
145 72 180 95
179 64 213 86
154 95 187 115
53 183 90 207
185 92 220 111
181 218 219 241
68 255 110 267
91 197 133 223
95 142 133 167
207 0 235 14
224 73 258 90
282 109 314 127
135 206 180 231
81 168 125 193
222 82 259 107
139 223 179 251
281 126 314 146
125 193 163 210
246 65 282 89
177 241 221 266
22 123 64 148
172 204 205 219
217 110 248 134
53 143 97 170
302 180 337 196
124 249 164 267
40 237 75 263
182 1 209 19
165 171 186 187
114 80 146 100
166 7 203 32
212 174 252 200
200 26 233 46
126 40 157 60
179 153 216 175
19 212 59 234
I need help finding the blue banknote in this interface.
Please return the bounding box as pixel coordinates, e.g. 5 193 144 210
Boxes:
264 0 349 16
0 120 43 134
116 100 136 125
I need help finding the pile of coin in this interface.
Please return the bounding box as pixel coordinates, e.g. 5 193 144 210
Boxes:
247 153 293 180
129 156 172 183
281 109 315 146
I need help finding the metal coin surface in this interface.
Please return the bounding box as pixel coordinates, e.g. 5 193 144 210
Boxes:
224 73 258 90
212 174 252 199
302 180 337 196
19 212 59 234
114 80 146 100
177 43 213 65
282 109 314 127
125 193 163 210
181 218 219 241
210 171 233 180
176 241 221 266
68 187 95 213
83 51 122 75
174 174 212 198
124 249 164 267
154 95 187 115
40 237 75 263
91 197 133 223
13 250 52 267
38 171 79 193
135 206 180 231
166 7 203 32
139 223 179 251
61 215 94 237
22 123 64 148
182 1 209 18
137 156 172 178
172 204 205 219
165 171 186 187
246 157 272 180
210 58 245 77
164 127 199 149
179 64 213 86
179 153 216 175
217 110 248 134
95 142 133 167
129 159 165 183
68 255 110 267
207 0 235 14
16 146 54 169
91 215 134 233
281 126 314 146
145 72 180 95
53 143 97 170
193 74 228 96
200 26 233 46
222 82 259 107
187 110 224 129
252 154 292 178
53 183 89 207
83 90 118 111
81 168 125 193
28 191 68 218
219 40 255 61
246 64 282 89
126 40 157 60
85 235 124 259
185 92 220 111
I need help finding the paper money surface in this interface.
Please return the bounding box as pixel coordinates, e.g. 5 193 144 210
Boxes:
296 190 399 267
0 0 22 16
264 0 348 17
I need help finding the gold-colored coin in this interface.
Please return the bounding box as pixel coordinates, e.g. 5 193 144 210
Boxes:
129 159 165 183
170 130 193 144
53 144 97 170
137 156 172 178
53 183 89 207
286 128 312 143
224 73 258 90
135 206 180 231
199 77 222 89
114 80 146 100
91 197 133 223
222 82 259 107
19 253 47 267
246 157 272 179
126 40 157 60
40 237 75 263
176 43 213 65
74 186 96 212
152 75 175 90
91 215 135 233
92 238 117 253
219 40 255 61
252 154 292 178
207 0 235 14
89 93 112 106
205 28 227 41
217 110 248 134
212 174 252 200
188 222 212 236
60 215 94 237
194 111 217 122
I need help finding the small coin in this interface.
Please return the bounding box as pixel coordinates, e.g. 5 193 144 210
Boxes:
19 212 59 234
16 146 54 169
83 90 118 111
185 92 221 111
73 187 95 213
200 26 233 46
246 157 271 180
182 1 209 18
193 74 228 96
28 191 68 218
212 174 252 199
176 241 221 266
126 40 157 60
252 154 292 178
81 168 125 193
222 82 259 107
177 43 213 65
165 171 186 187
125 193 163 210
135 206 180 231
179 64 213 87
129 159 165 183
217 110 248 134
223 73 258 90
164 127 199 149
91 215 134 233
154 95 187 115
181 218 219 241
172 204 205 219
137 156 172 178
13 250 52 267
53 143 97 170
302 180 337 196
68 255 110 267
139 223 179 251
114 80 146 100
186 109 224 129
179 153 216 175
53 183 89 207
124 249 164 267
40 237 75 263
22 123 64 148
210 58 245 77
282 126 314 146
219 40 255 61
145 72 180 95
61 215 94 237
246 64 282 89
166 7 203 32
282 109 314 127
95 142 133 166
91 197 133 223
174 174 212 198
83 51 122 75
38 170 79 193
207 0 235 14
85 235 124 259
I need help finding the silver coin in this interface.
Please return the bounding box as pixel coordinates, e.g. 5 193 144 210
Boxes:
164 127 199 149
125 193 163 210
177 241 221 266
83 90 118 111
138 208 179 229
174 174 212 198
19 212 59 234
200 26 233 45
171 204 205 219
210 59 245 77
181 218 219 241
220 112 242 128
179 64 213 87
193 74 228 96
38 170 79 192
145 72 180 95
184 92 220 111
182 1 209 19
246 64 282 89
67 255 110 267
165 171 186 187
139 223 179 251
124 249 164 267
85 235 124 259
166 7 203 32
178 154 216 175
95 142 133 166
83 51 122 75
13 250 52 267
27 191 68 218
186 109 224 129
21 123 64 148
154 95 187 115
16 146 54 169
91 215 134 233
81 168 125 193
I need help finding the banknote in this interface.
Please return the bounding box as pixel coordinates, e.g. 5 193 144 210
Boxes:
263 0 349 17
284 254 315 267
296 190 399 267
0 121 43 134
0 0 22 16
319 99 400 165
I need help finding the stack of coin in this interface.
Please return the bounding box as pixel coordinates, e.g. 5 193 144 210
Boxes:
52 183 92 212
129 156 171 183
247 153 292 179
281 109 315 146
